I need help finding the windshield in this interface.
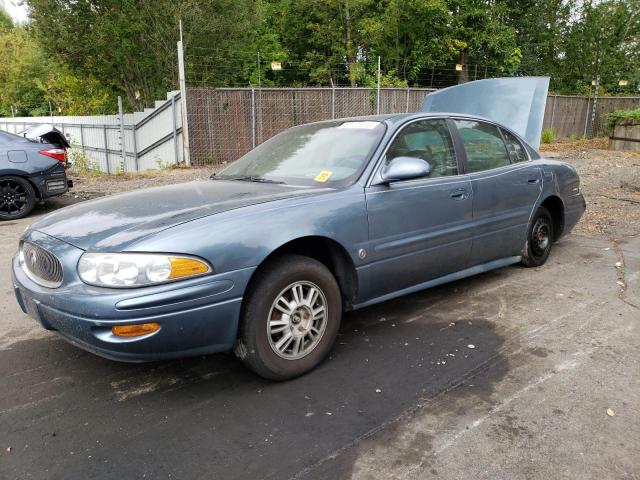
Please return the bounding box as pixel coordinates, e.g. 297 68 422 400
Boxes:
217 120 386 187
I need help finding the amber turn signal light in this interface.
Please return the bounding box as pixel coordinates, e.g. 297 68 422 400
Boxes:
112 322 161 337
168 257 211 279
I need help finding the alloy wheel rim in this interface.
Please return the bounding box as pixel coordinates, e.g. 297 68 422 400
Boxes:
267 281 328 360
0 180 28 216
531 217 550 256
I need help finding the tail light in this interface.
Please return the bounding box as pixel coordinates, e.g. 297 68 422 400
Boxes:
39 148 66 162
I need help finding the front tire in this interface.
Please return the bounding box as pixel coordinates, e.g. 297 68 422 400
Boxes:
521 206 554 267
235 255 342 380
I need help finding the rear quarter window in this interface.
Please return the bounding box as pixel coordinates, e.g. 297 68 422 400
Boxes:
501 129 528 163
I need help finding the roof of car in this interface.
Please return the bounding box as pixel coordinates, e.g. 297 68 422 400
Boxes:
0 130 30 145
321 112 495 125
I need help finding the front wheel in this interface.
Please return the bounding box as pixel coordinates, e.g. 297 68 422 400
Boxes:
235 254 342 380
521 206 554 267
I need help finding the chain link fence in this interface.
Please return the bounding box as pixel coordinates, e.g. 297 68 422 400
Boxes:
186 87 435 166
186 86 640 166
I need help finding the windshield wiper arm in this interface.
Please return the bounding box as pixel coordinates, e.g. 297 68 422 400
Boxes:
213 175 284 184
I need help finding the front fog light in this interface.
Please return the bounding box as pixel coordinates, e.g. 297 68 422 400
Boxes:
78 253 212 287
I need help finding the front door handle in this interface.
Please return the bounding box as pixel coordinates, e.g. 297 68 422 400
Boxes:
450 188 468 200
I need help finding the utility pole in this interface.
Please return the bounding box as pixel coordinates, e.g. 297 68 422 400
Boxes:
117 96 126 173
177 18 191 166
257 52 262 144
257 51 261 90
10 105 16 134
376 56 381 114
330 77 335 120
589 27 605 139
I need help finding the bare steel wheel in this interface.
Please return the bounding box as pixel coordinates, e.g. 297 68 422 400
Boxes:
521 206 554 267
235 254 342 380
530 217 550 256
268 281 328 360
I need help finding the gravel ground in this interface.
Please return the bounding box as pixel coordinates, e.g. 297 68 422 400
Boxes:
540 138 640 239
3 141 638 479
61 139 640 240
66 165 216 200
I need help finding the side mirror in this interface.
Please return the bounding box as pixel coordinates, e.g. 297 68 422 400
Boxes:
374 156 432 185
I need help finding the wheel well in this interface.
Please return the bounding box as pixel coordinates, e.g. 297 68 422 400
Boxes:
540 196 564 240
253 236 359 310
0 174 41 200
25 177 42 200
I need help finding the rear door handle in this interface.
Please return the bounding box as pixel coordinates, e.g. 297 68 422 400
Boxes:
528 177 539 184
450 188 468 200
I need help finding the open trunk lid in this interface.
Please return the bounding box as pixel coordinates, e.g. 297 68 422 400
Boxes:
19 124 71 149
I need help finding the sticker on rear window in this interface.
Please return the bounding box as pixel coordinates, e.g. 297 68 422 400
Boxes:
314 170 333 182
338 121 380 129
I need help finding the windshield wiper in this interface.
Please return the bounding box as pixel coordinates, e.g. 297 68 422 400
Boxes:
212 174 284 184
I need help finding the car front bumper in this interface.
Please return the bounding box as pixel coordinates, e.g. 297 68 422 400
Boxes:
12 232 255 362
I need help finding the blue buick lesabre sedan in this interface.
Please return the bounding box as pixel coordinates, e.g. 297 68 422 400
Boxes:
12 78 585 379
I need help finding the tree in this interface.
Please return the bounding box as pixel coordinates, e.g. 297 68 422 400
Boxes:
0 23 114 116
0 26 49 116
26 0 262 109
558 0 640 94
0 5 13 30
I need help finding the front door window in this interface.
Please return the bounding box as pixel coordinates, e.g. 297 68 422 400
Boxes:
384 119 458 178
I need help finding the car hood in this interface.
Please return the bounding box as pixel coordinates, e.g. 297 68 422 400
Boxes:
421 77 549 149
29 180 326 251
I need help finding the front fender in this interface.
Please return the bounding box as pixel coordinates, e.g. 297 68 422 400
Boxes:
127 187 369 276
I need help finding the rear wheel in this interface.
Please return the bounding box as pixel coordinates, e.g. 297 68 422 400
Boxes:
235 254 342 380
521 206 554 267
0 176 36 220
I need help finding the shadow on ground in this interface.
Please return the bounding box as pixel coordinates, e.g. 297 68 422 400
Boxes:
1 278 509 480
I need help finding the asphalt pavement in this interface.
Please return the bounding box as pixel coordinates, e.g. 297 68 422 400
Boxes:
1 198 638 480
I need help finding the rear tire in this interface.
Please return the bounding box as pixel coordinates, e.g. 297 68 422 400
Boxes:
521 206 554 267
235 254 342 380
0 176 36 220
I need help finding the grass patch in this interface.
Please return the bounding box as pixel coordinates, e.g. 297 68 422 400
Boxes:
541 128 554 144
605 108 640 133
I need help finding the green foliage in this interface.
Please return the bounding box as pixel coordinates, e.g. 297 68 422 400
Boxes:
0 26 114 116
541 128 554 144
0 27 49 116
606 108 640 133
0 5 13 30
27 0 261 109
0 0 636 115
69 149 102 177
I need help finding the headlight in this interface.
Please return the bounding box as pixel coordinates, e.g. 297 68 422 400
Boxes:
77 253 212 287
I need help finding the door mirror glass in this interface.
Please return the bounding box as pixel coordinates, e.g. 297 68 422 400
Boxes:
377 156 432 184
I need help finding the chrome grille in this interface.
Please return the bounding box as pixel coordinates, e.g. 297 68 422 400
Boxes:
21 241 63 288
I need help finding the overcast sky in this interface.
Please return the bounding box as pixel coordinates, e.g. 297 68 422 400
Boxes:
3 0 29 24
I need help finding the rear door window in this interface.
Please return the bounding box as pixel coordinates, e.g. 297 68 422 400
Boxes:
454 120 510 173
